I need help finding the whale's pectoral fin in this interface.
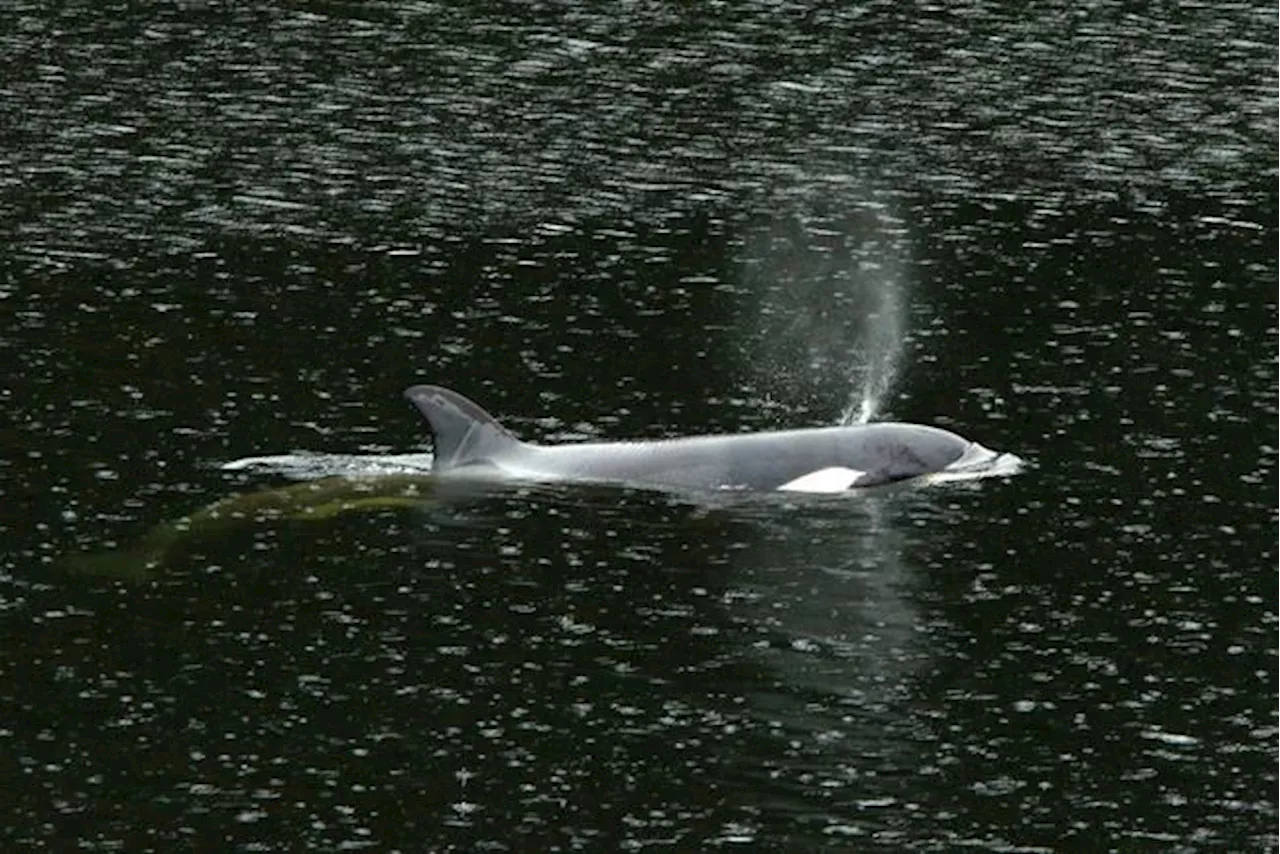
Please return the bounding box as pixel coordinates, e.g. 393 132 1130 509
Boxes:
403 385 526 471
777 467 867 494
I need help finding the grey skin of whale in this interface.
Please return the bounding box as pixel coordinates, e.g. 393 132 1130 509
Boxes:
404 385 1010 494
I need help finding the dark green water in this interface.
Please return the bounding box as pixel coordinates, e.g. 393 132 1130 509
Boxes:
2 2 1275 851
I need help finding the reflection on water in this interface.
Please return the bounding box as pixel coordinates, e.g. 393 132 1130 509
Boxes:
717 496 934 832
1 0 1274 850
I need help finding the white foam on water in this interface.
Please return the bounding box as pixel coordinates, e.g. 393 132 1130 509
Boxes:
221 451 435 480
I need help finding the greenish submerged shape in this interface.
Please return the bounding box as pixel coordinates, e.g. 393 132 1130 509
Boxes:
61 475 438 581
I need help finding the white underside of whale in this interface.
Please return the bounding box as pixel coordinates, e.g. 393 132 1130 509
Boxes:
776 467 867 493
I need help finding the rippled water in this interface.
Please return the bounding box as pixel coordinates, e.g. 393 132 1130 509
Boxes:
2 1 1275 851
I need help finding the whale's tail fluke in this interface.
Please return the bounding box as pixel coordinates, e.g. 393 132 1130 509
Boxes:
403 385 525 471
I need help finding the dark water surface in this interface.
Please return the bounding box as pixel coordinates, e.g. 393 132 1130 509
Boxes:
2 2 1276 851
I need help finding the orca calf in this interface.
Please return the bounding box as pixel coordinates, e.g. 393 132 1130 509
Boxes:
404 385 1019 494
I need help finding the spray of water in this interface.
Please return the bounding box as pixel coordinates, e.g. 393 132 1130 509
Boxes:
839 268 904 425
737 200 909 427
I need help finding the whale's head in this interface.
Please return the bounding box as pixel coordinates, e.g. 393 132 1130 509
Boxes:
835 423 1022 488
932 437 1025 484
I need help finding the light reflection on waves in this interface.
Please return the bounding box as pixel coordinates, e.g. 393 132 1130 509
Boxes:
5 2 1266 262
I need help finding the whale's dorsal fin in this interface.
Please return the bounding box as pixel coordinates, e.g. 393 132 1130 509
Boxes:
403 385 524 471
